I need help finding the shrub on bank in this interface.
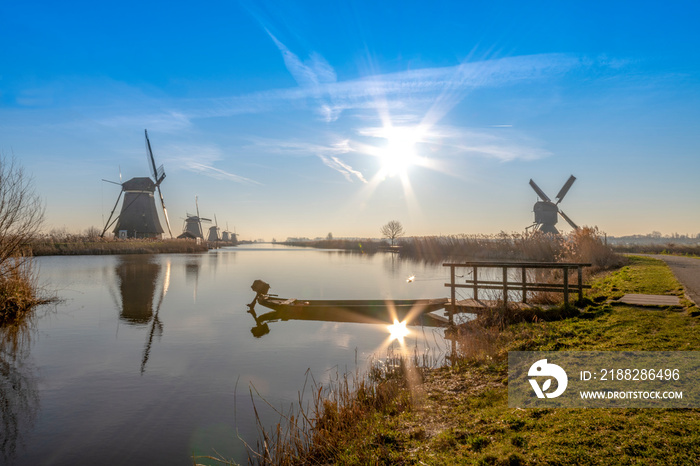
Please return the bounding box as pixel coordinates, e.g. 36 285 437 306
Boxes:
0 256 52 325
395 228 625 272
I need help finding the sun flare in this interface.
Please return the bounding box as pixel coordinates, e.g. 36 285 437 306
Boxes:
387 318 410 343
377 126 420 177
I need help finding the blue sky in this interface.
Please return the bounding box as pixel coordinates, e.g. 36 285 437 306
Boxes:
2 1 699 241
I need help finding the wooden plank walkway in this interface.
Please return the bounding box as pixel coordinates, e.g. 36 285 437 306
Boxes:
618 294 681 307
446 298 534 314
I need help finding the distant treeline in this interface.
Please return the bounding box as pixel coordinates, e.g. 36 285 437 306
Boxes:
282 239 385 253
611 242 700 256
284 227 624 273
609 232 700 245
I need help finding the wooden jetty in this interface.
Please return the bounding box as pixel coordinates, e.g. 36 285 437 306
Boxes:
444 261 592 323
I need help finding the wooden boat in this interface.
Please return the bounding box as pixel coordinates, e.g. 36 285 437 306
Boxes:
255 295 449 326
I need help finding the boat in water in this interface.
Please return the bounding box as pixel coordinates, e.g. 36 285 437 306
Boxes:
249 280 449 327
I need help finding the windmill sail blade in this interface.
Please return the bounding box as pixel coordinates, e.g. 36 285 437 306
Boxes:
558 209 579 230
555 175 576 204
145 129 166 184
529 179 551 202
101 189 124 237
157 185 173 239
101 179 122 186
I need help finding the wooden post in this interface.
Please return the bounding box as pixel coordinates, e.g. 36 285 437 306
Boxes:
502 266 508 308
521 266 527 304
563 266 569 307
450 264 456 325
577 265 583 305
473 265 478 300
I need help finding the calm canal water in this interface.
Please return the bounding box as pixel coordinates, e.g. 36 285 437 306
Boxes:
2 244 452 465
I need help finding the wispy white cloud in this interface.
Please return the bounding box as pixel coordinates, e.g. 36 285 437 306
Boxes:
266 30 337 87
318 155 367 183
265 29 339 122
433 126 551 162
244 137 367 182
185 162 260 184
98 111 193 133
183 53 583 123
164 143 260 185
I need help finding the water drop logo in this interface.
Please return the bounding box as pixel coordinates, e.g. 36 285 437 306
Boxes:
528 359 568 398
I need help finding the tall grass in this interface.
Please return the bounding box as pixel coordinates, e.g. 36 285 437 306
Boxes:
231 367 411 465
30 234 208 256
223 341 447 466
401 227 625 272
0 254 54 325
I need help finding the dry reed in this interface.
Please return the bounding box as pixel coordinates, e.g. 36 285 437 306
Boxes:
0 255 54 325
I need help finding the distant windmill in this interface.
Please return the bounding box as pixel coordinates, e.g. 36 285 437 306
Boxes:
527 175 579 235
221 222 233 242
178 196 211 239
101 130 173 239
207 215 221 242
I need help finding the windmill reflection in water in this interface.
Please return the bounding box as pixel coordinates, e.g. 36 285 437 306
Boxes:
111 255 171 374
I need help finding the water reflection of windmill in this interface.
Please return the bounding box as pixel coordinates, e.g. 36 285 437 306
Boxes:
141 260 170 374
527 175 579 235
185 256 202 302
178 196 211 240
101 130 173 239
111 256 170 373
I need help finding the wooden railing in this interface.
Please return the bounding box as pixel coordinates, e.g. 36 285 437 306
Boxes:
444 261 592 323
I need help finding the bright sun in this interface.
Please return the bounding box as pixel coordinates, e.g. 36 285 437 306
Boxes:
387 318 410 343
378 127 420 177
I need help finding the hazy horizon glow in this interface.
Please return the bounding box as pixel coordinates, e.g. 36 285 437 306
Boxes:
2 2 699 240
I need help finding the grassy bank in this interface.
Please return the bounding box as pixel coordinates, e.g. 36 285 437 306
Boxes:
30 237 209 256
250 256 699 465
0 257 55 325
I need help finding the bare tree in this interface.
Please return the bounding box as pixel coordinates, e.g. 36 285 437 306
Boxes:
380 220 405 246
0 155 45 276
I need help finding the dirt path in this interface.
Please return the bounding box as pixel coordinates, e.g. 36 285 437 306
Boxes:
647 254 700 306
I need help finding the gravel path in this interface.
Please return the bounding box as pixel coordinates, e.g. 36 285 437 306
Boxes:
647 254 700 306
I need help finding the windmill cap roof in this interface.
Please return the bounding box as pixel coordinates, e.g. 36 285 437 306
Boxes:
122 177 156 191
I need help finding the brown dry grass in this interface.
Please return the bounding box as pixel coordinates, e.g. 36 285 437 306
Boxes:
0 255 55 325
30 235 208 256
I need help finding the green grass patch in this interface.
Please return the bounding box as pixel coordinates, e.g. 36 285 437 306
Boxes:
297 255 700 465
589 255 683 299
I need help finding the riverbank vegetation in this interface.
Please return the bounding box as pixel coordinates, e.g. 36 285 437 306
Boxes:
237 255 699 465
286 227 625 277
30 230 209 256
0 155 55 325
